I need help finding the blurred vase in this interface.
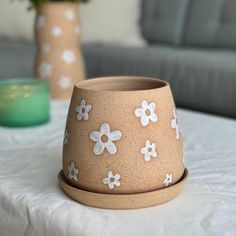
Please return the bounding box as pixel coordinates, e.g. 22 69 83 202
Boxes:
34 2 85 99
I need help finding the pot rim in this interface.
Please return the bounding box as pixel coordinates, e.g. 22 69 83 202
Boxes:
76 76 169 94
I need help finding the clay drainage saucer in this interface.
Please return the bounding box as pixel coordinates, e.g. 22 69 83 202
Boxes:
58 168 188 209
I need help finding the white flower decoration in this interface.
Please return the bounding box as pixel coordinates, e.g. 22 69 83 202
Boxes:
68 162 79 181
40 43 51 53
171 108 180 139
51 26 63 38
64 9 75 21
75 100 92 121
62 50 76 64
64 129 69 144
59 76 71 89
164 173 172 187
141 140 158 161
90 123 122 156
74 26 80 35
38 62 52 78
135 100 158 127
36 15 45 28
103 171 121 190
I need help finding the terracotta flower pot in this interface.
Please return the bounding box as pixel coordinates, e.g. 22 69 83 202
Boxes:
34 2 85 99
58 76 188 209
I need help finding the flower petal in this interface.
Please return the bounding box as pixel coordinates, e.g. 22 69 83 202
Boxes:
141 147 147 154
144 153 151 161
173 108 177 118
146 140 150 147
108 171 113 179
135 108 144 117
114 180 120 187
150 112 158 123
77 113 83 120
171 119 177 128
149 102 156 111
109 131 122 141
93 142 105 155
114 174 120 180
108 182 114 189
105 142 117 155
152 151 157 158
83 112 89 121
151 143 156 149
141 115 149 126
85 104 91 112
100 123 110 134
141 100 148 109
80 99 85 106
103 177 109 184
90 131 100 142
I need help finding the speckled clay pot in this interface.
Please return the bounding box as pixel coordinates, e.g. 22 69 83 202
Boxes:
58 76 188 209
34 2 85 99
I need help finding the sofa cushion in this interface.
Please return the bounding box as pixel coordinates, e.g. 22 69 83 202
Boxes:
140 0 189 46
184 0 236 48
82 44 236 118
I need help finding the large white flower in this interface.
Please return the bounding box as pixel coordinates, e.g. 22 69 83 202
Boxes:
36 15 45 28
135 100 158 127
90 123 122 156
63 129 69 145
171 108 180 139
64 9 75 21
68 162 79 181
38 62 52 78
103 171 121 190
163 173 172 187
141 140 158 161
51 26 63 38
59 76 71 90
75 100 92 121
62 50 76 64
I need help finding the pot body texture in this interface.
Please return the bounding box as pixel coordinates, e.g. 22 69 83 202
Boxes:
34 3 85 99
63 77 185 194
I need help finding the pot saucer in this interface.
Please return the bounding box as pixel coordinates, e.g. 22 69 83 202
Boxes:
58 168 189 209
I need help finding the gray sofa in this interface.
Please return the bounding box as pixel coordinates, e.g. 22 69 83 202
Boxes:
0 0 236 118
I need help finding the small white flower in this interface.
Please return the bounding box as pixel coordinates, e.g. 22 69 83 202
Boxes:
75 100 92 121
90 123 122 156
68 162 79 181
38 62 52 78
135 100 158 127
140 140 158 161
62 50 76 64
59 76 71 89
64 9 75 21
171 108 180 139
74 26 80 35
64 129 69 144
164 173 172 187
51 26 63 38
103 171 121 190
40 43 51 53
36 15 45 28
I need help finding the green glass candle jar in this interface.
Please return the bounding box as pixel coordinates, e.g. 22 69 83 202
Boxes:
0 79 50 127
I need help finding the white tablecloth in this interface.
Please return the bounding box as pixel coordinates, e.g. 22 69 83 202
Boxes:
0 101 236 236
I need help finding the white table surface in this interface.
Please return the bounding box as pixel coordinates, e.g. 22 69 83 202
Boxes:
0 101 236 236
